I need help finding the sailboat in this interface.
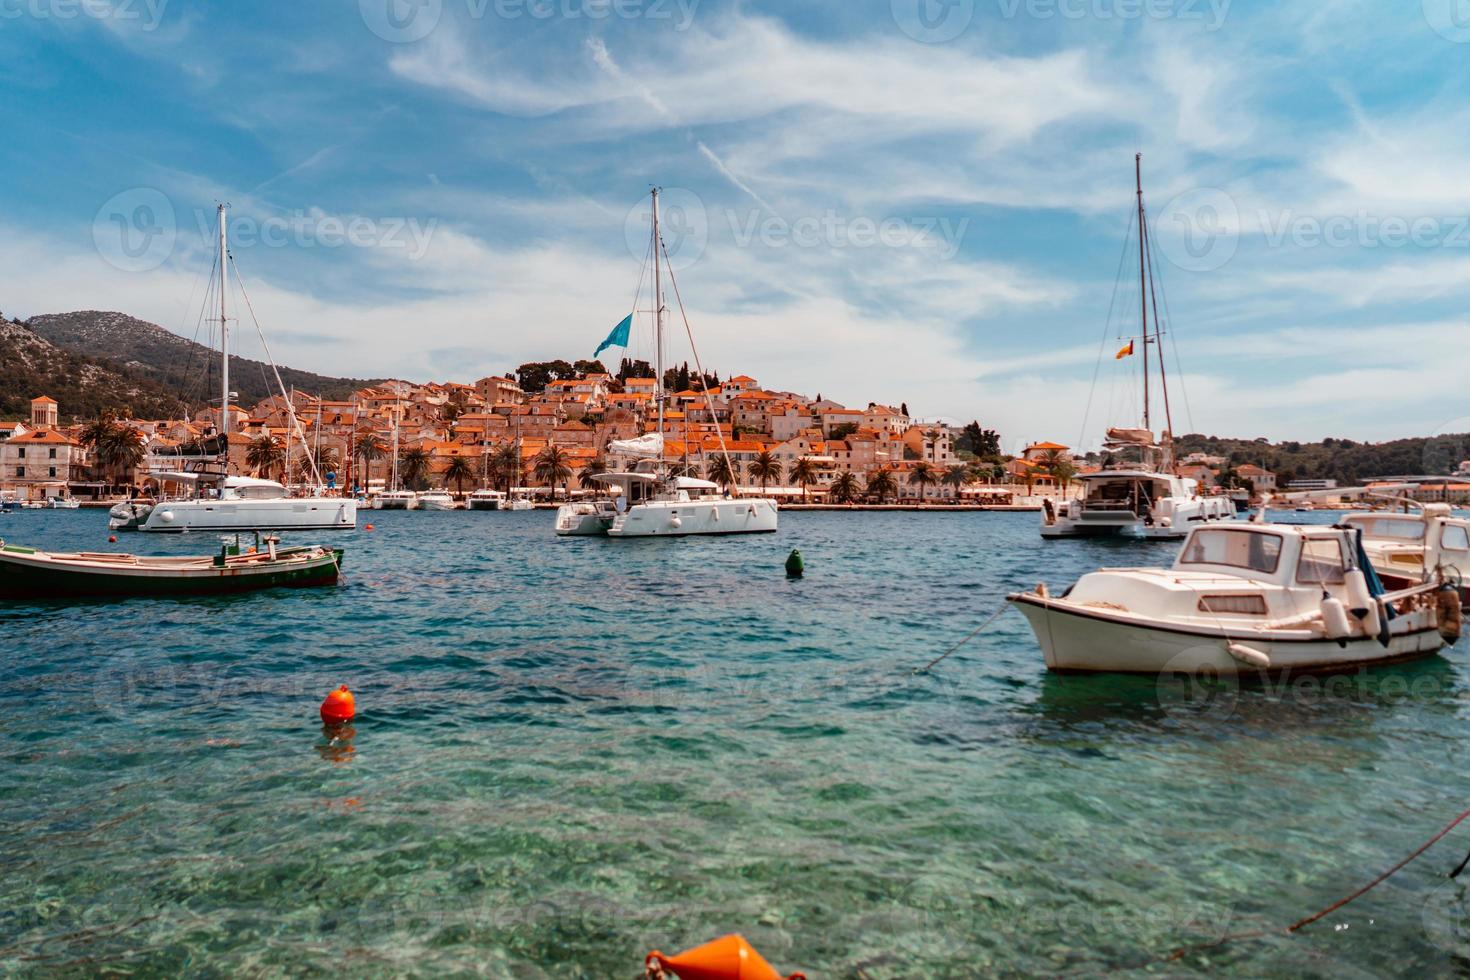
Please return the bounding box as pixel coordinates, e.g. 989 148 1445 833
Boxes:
554 188 779 538
1040 156 1234 540
373 393 417 509
108 205 357 533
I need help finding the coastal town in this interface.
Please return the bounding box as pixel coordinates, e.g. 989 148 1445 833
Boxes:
5 366 1470 509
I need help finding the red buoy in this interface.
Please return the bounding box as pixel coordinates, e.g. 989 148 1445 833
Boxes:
365 523 375 531
108 535 117 543
645 935 803 980
320 685 356 725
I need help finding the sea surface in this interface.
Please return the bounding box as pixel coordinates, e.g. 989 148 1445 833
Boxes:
3 507 1470 977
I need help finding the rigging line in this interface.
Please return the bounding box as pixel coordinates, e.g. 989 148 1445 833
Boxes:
1141 197 1176 450
913 601 1010 674
1152 244 1196 435
168 243 216 418
1079 204 1140 454
229 259 323 488
660 239 740 497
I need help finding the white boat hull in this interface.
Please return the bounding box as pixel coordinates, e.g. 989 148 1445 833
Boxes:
607 498 779 537
467 498 503 511
1041 496 1236 539
111 498 357 533
416 497 456 511
1009 592 1446 675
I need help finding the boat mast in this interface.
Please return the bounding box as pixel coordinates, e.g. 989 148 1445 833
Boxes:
217 203 230 472
1135 154 1150 434
391 393 400 491
652 187 665 447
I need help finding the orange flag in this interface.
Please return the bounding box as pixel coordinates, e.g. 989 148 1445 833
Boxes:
1115 340 1135 360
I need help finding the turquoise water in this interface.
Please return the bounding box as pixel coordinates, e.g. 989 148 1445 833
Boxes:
3 508 1470 976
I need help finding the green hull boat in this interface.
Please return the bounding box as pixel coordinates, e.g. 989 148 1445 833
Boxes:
0 539 344 599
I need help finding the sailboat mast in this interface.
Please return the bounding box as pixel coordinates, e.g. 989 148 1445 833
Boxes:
652 187 665 441
1135 154 1150 433
217 204 230 466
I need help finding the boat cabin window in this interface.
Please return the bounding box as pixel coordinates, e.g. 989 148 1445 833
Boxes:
1443 524 1470 552
1179 529 1283 574
1296 537 1347 585
233 485 285 500
1347 517 1425 541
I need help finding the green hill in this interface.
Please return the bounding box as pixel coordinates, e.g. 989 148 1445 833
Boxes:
26 310 382 408
1175 432 1470 484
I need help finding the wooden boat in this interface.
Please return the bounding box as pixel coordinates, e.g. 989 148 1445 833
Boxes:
1010 522 1459 675
0 536 343 599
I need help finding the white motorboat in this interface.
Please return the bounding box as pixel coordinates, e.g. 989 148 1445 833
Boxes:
46 497 80 509
109 475 355 533
467 489 506 511
112 205 356 534
507 490 534 512
1043 155 1234 541
374 490 417 510
1042 464 1235 540
1343 502 1470 604
569 188 779 540
554 498 618 536
1010 522 1460 675
416 490 456 511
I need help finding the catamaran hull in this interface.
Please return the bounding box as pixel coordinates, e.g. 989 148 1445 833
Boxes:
607 499 779 537
0 548 343 598
416 499 457 511
1009 593 1447 675
555 513 613 536
115 499 357 533
467 500 503 511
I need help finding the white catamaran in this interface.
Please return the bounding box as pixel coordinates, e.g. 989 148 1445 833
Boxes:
109 205 357 534
554 188 778 538
1041 156 1233 540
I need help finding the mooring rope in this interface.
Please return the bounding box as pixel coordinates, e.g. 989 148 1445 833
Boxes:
913 602 1009 674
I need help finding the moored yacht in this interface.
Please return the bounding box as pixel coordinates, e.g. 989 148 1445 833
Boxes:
1043 156 1233 541
467 489 506 511
554 188 779 540
1011 522 1460 675
416 489 456 511
374 490 417 510
1343 501 1470 603
554 498 619 536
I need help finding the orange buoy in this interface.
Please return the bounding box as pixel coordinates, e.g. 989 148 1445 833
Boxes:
108 535 117 543
320 685 356 725
645 935 804 980
365 523 375 531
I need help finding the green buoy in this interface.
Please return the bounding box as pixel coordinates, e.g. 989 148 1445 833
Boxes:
785 548 804 577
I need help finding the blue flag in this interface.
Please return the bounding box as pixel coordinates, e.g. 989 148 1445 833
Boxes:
595 314 632 358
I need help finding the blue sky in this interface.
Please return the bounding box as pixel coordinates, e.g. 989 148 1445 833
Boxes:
1 0 1468 449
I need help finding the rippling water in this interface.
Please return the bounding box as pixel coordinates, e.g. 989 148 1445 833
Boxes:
3 508 1470 976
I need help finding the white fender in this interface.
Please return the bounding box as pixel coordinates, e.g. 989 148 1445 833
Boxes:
1320 597 1352 640
669 516 682 529
1227 642 1272 669
1344 569 1374 616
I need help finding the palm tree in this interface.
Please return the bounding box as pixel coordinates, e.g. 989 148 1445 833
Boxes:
246 436 285 481
1037 448 1066 473
866 468 897 504
533 445 573 499
97 425 146 491
705 453 737 491
80 411 121 488
398 446 432 490
353 431 387 489
443 455 475 495
579 455 607 490
790 457 819 501
312 445 341 478
909 461 936 504
941 463 970 500
491 443 522 494
829 471 862 505
749 451 782 493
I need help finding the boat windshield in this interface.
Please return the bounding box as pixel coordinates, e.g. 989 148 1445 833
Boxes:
1346 516 1426 541
1179 528 1284 574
